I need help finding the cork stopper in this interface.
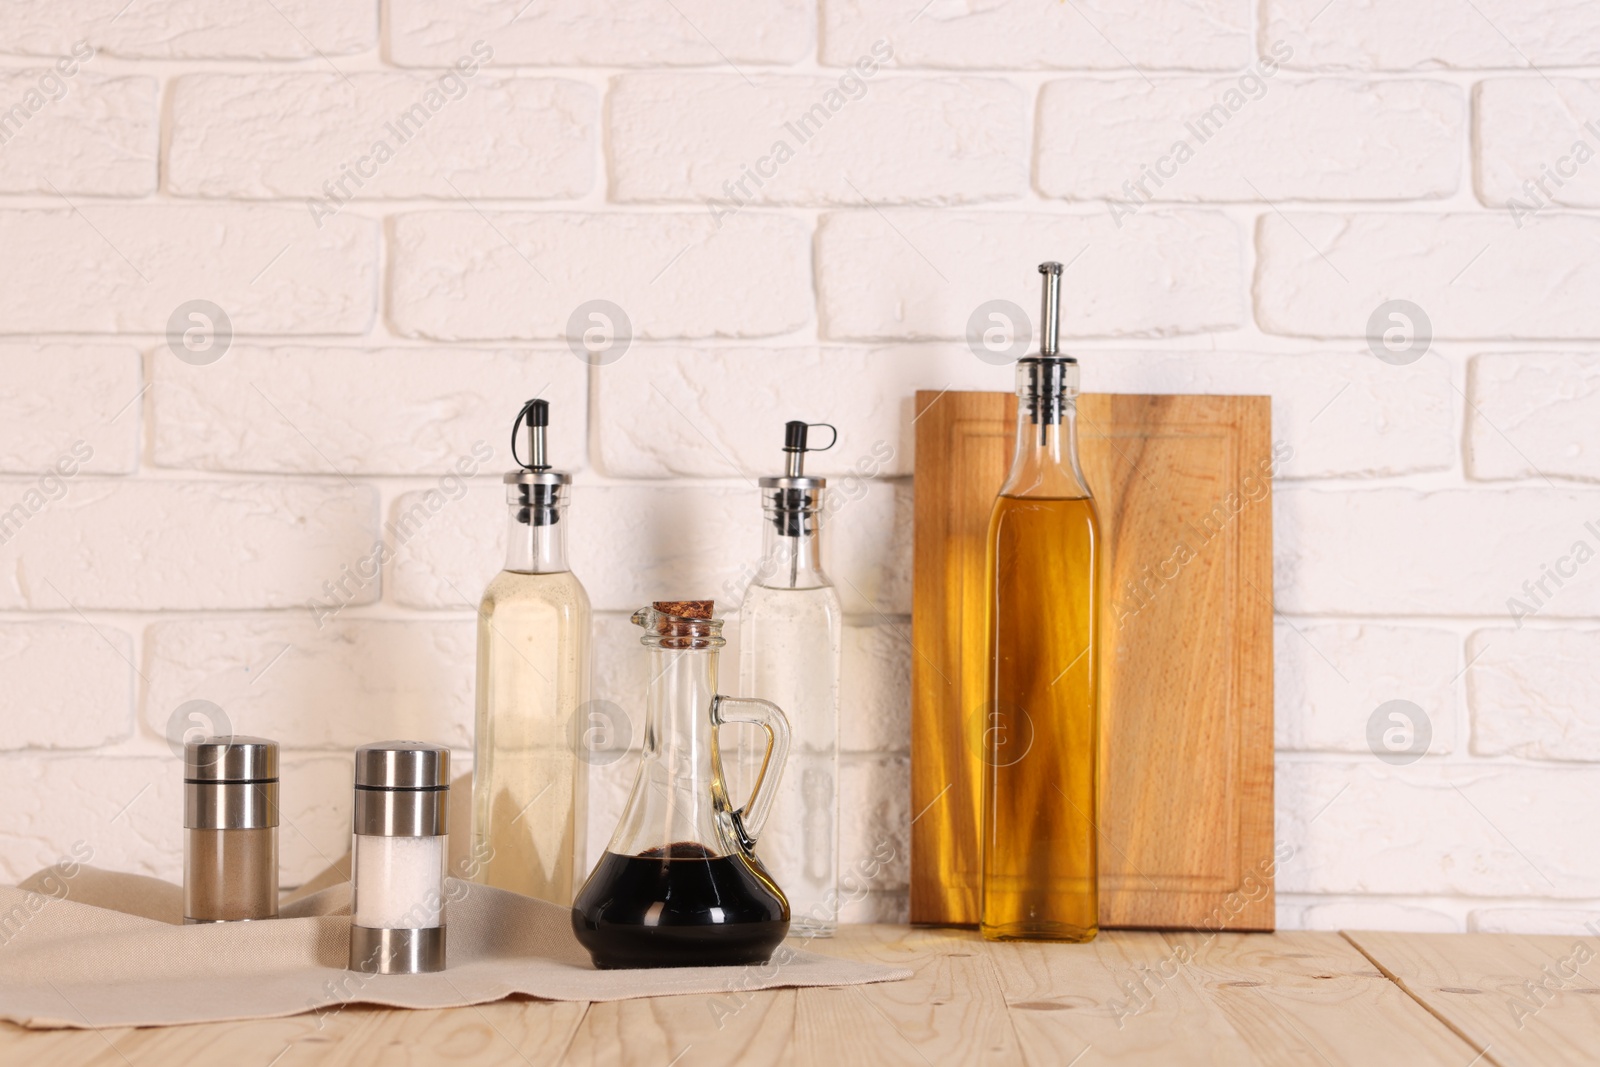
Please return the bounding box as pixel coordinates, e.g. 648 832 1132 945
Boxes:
652 600 713 619
633 601 723 650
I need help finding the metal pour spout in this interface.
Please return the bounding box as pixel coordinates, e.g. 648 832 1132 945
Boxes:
520 398 550 471
1038 260 1063 359
782 420 809 478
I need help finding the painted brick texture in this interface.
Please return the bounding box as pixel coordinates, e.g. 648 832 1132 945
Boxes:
0 0 1591 934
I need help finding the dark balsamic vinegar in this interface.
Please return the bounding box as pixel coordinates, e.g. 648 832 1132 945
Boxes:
572 841 790 969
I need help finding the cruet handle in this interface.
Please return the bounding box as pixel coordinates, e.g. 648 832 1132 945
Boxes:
709 695 791 853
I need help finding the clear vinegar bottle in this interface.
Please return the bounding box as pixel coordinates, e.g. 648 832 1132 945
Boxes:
981 263 1101 942
739 422 843 937
471 399 592 905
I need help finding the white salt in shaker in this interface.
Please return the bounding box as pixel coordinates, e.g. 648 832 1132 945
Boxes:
184 735 279 924
349 741 449 974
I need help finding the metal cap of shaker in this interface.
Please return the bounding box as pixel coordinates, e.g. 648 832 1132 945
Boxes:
185 735 278 782
353 742 450 837
354 741 449 791
184 736 280 830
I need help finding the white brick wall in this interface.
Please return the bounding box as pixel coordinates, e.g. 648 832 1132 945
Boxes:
1256 212 1600 339
0 71 156 195
0 206 376 334
168 72 595 202
1476 79 1600 209
0 346 140 473
817 210 1244 339
388 0 812 68
1274 622 1462 755
821 0 1250 71
609 74 1027 205
1279 761 1600 898
145 618 476 750
1264 1 1600 71
1276 489 1600 617
389 211 811 341
1467 352 1600 481
1468 628 1600 761
150 346 583 475
1037 79 1464 203
0 0 1596 934
0 623 131 749
0 481 378 610
5 2 376 60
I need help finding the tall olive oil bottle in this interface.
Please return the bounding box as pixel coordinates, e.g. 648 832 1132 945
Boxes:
472 399 591 905
980 262 1100 942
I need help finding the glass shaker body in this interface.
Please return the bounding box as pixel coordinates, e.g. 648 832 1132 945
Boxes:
183 736 279 924
472 473 591 905
739 480 842 936
350 741 450 974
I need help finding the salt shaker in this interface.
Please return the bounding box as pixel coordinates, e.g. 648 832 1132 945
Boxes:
183 735 279 924
349 741 449 974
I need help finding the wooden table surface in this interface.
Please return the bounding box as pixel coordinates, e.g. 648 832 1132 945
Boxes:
3 924 1593 1065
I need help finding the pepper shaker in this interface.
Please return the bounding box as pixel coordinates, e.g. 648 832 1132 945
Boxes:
183 735 279 924
349 741 450 974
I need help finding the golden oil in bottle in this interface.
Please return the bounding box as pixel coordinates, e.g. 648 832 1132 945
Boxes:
980 262 1100 942
982 494 1098 940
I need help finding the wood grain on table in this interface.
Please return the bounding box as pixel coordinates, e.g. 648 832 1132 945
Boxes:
5 925 1587 1066
1349 928 1600 1067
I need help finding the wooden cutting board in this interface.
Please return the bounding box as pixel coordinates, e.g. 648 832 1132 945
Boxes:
910 391 1275 931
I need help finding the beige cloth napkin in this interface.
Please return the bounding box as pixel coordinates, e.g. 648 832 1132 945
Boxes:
0 867 909 1029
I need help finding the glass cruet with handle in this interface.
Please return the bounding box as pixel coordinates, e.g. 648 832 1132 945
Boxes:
572 600 793 969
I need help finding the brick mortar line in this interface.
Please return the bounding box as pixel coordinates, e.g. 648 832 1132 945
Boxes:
1276 752 1600 769
13 51 1600 80
1 337 1597 357
0 197 1557 210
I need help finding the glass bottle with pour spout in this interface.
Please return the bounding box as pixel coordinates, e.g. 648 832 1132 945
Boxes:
739 421 843 937
573 601 791 969
981 262 1101 942
471 399 591 905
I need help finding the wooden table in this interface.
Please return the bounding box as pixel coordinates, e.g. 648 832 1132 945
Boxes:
3 925 1594 1065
